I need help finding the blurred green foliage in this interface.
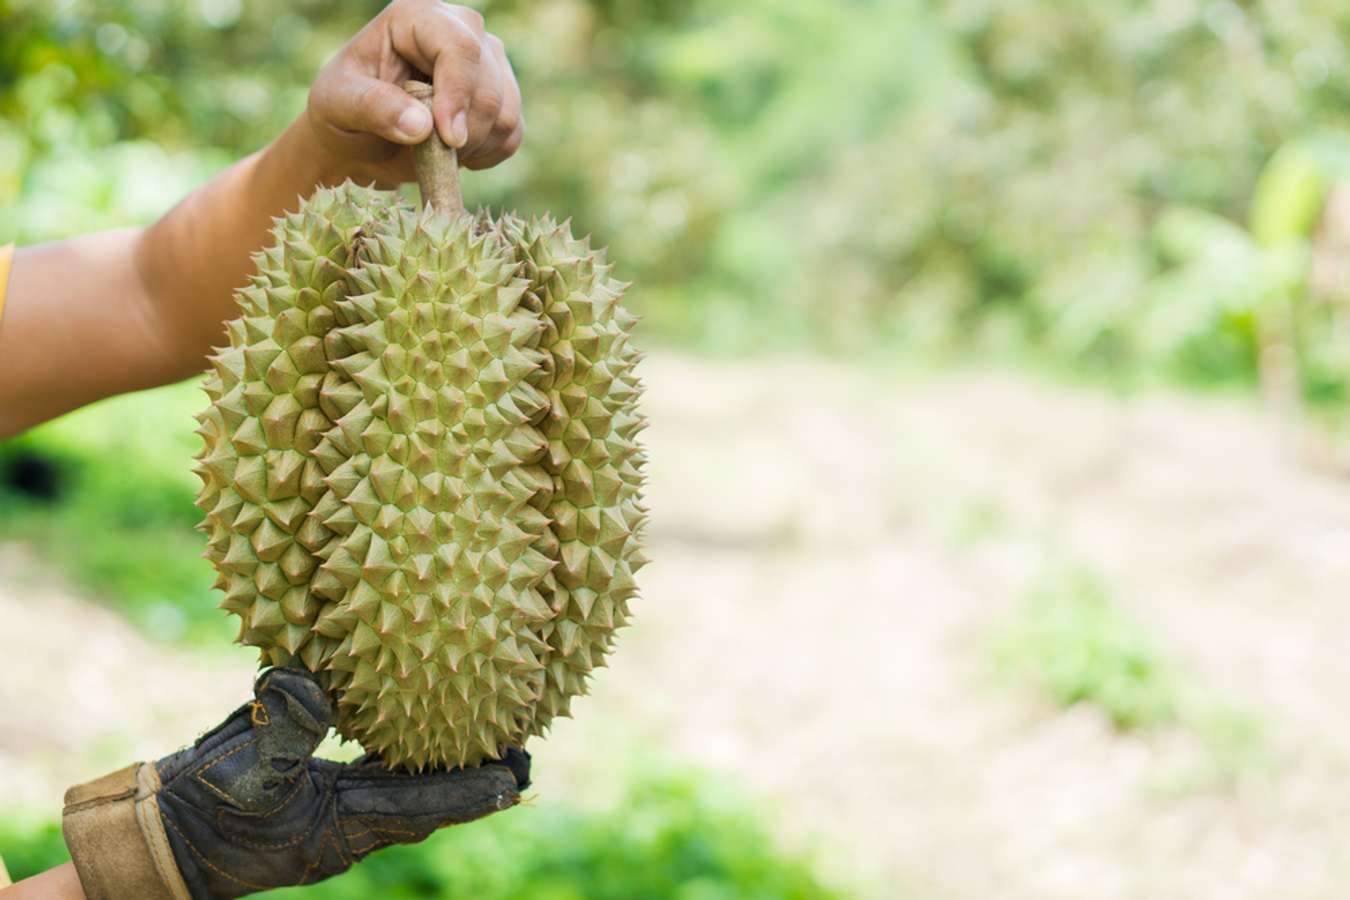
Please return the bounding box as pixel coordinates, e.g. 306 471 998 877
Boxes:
993 564 1181 730
0 383 228 642
0 820 64 887
992 562 1267 779
8 0 1350 377
0 772 846 899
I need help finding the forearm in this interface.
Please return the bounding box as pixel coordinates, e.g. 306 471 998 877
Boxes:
0 115 350 437
0 0 521 438
1 863 85 900
133 115 355 378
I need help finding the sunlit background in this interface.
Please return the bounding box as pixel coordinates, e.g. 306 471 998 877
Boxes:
5 1 1350 896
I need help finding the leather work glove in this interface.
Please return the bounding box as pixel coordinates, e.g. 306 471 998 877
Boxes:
61 668 530 899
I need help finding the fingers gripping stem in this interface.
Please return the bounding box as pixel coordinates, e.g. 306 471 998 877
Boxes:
405 80 466 218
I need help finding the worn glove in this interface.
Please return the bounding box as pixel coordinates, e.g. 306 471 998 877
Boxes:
62 668 529 900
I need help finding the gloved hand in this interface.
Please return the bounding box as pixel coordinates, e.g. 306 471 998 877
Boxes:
62 668 529 900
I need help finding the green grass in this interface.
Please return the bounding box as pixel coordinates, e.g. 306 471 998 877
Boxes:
992 562 1267 778
992 564 1180 730
0 819 65 888
942 495 1010 550
0 772 847 899
0 382 231 643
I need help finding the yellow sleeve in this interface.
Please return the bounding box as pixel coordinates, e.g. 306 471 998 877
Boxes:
0 243 13 326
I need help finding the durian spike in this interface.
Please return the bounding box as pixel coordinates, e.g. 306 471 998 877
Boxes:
404 80 466 219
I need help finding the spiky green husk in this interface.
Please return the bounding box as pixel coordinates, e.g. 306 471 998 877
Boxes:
492 214 648 736
195 183 646 770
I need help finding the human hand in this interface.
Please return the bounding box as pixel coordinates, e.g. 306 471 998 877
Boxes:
62 668 529 899
305 0 524 186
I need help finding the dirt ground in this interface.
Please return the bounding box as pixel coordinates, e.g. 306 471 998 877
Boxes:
4 353 1350 898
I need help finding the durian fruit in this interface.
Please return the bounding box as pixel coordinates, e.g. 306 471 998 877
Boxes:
194 82 646 770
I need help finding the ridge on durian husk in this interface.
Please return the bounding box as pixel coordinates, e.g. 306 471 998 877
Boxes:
194 182 647 771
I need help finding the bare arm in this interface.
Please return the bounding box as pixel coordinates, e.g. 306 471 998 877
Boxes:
0 0 522 438
0 118 350 435
1 863 84 899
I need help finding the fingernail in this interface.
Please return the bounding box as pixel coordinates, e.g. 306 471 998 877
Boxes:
397 105 431 140
451 111 468 148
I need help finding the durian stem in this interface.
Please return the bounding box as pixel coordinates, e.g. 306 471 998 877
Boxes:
404 80 466 218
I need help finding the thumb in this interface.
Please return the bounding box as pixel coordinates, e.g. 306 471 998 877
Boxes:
314 68 433 145
252 667 332 765
156 669 332 814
